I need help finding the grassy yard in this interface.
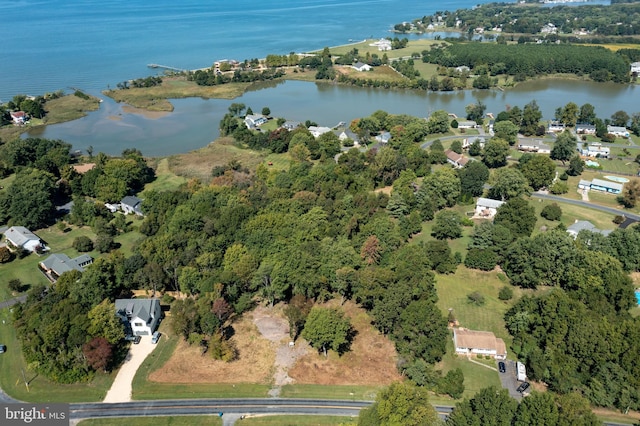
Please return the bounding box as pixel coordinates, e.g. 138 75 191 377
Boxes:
336 65 407 83
241 416 355 425
144 158 189 192
528 196 619 233
0 308 115 402
279 384 380 401
436 349 502 399
78 417 222 426
131 320 270 400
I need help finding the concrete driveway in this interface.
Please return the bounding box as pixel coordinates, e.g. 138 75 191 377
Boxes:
103 335 158 403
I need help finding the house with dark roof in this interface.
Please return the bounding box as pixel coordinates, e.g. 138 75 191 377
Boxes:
39 253 92 282
120 196 143 216
3 226 45 252
517 139 551 154
115 299 162 336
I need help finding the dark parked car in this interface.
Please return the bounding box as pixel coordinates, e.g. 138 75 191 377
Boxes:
0 344 6 354
498 361 506 373
517 382 530 393
125 335 141 344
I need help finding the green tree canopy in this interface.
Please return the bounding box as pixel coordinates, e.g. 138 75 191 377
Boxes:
302 306 352 357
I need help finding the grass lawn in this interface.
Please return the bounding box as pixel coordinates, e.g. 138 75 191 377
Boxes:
410 203 477 257
528 196 619 234
0 252 49 302
0 309 115 402
78 417 222 426
132 320 270 400
436 349 502 399
279 384 380 401
337 65 407 83
144 158 188 193
241 416 356 425
412 62 439 79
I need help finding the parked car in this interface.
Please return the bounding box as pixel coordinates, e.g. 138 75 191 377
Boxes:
0 344 6 354
132 335 141 344
151 331 160 344
517 382 530 393
498 361 506 373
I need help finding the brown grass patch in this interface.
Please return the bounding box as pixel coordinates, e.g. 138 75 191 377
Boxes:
148 313 274 384
374 186 393 195
289 301 402 386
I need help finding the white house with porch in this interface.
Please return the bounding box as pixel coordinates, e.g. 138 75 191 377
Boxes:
453 328 507 360
3 226 45 252
474 198 504 219
115 299 162 336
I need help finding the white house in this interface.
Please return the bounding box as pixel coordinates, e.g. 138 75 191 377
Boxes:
120 196 144 216
548 121 565 133
281 121 302 131
566 220 612 239
308 126 332 138
457 120 477 129
607 125 630 138
10 111 28 125
115 299 162 336
575 124 596 135
590 178 623 194
463 136 486 150
445 149 469 169
375 131 391 144
453 328 507 360
351 61 371 72
244 114 267 129
517 139 551 154
631 62 640 74
3 226 45 252
335 129 360 146
474 198 505 219
369 38 392 51
541 23 558 34
39 253 92 282
581 143 610 158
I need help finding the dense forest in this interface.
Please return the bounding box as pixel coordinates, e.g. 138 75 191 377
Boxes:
2 101 639 416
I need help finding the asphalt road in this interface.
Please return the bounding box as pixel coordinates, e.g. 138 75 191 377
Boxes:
532 192 640 221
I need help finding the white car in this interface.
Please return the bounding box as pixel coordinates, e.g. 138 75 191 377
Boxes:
151 332 160 344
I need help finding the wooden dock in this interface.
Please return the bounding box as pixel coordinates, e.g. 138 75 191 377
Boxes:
147 63 187 72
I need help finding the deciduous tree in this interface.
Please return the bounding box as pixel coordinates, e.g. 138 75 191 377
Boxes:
302 307 352 357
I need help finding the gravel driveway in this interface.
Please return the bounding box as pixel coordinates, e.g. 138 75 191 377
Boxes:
103 335 158 403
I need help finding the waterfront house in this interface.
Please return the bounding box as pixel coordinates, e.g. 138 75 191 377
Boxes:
10 111 27 125
335 129 360 146
590 178 623 194
474 198 504 219
575 124 596 135
457 120 477 129
369 38 392 51
581 143 610 158
631 62 640 74
308 126 332 138
566 220 612 239
607 125 630 138
244 114 267 129
517 139 551 154
445 149 469 169
39 253 92 282
115 299 162 336
121 196 144 216
3 226 45 253
453 328 507 360
375 131 391 144
281 121 302 131
351 62 371 72
548 121 565 133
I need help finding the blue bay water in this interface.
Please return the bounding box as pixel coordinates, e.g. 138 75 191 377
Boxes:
0 0 488 101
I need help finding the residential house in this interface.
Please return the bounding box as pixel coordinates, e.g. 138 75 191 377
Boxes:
589 178 623 194
453 328 507 360
351 62 371 72
488 119 495 135
281 121 302 131
541 23 558 34
607 125 630 138
308 126 332 138
578 179 592 191
334 129 360 146
548 121 565 133
244 114 267 129
369 38 392 51
474 197 505 219
581 143 610 158
455 65 470 73
517 139 551 154
631 62 640 74
566 220 612 239
575 124 596 135
462 136 486 150
10 111 27 125
457 120 477 129
39 253 92 282
120 196 144 216
374 131 391 144
115 299 162 336
3 226 45 252
445 149 469 169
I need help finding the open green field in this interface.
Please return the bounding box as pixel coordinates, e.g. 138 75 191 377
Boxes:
78 417 222 426
145 158 189 193
320 39 444 60
437 348 502 399
562 170 640 215
0 308 115 402
528 196 619 233
337 65 408 83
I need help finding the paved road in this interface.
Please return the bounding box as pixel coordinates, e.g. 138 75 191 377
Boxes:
532 192 640 221
0 295 26 310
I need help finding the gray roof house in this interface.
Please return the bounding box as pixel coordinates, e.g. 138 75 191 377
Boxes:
115 299 162 336
39 253 92 282
474 197 505 219
121 196 143 216
3 226 45 252
566 220 612 239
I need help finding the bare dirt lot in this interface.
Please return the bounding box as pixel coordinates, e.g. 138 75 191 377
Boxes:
148 300 401 387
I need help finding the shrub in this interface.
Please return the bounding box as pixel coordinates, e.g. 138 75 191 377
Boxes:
8 279 23 293
549 180 569 195
464 248 498 271
541 203 562 221
559 171 569 181
161 293 176 304
95 234 115 253
467 291 485 306
498 286 513 301
72 236 94 252
0 246 12 263
613 215 625 224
